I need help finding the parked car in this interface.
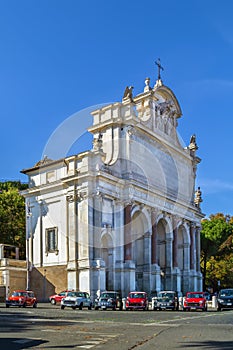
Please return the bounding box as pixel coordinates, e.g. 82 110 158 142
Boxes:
61 291 92 310
49 290 73 305
95 291 122 310
126 291 148 311
217 288 233 311
6 290 37 308
153 290 182 311
183 291 207 311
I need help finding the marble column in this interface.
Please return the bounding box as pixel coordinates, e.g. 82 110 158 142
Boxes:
190 223 196 271
66 192 78 290
151 210 157 265
173 222 178 268
196 226 201 273
93 193 102 259
124 203 132 261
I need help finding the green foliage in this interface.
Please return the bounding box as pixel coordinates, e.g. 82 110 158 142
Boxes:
0 181 28 258
201 213 233 291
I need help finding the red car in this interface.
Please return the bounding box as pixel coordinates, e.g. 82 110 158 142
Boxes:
126 291 148 311
183 291 207 311
6 290 37 308
49 290 73 305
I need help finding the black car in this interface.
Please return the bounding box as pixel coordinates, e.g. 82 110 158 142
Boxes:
153 291 182 311
217 288 233 311
95 291 122 310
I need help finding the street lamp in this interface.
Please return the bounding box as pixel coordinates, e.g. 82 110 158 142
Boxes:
26 201 32 290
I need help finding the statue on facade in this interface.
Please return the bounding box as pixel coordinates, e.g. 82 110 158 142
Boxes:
194 186 203 208
122 86 134 102
92 133 103 152
189 134 198 152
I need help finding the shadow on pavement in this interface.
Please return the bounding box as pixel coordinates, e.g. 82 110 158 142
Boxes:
0 338 48 350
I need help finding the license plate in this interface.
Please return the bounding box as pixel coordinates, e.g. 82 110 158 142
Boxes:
227 303 232 306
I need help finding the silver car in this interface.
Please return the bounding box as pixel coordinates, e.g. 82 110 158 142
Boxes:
61 291 92 310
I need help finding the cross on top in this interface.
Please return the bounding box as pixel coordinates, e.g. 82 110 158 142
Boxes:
155 58 164 80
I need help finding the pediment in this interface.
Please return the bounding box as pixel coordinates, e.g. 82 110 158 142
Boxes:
154 84 182 118
134 84 183 144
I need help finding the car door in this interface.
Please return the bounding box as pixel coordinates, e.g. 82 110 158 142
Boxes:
27 292 34 306
57 291 67 303
83 293 90 307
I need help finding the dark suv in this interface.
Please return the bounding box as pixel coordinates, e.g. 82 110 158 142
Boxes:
153 291 181 311
217 288 233 311
95 291 122 310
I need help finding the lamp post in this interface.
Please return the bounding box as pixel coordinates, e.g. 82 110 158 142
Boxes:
26 201 32 290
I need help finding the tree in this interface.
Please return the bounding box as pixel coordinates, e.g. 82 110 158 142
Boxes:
201 213 233 291
0 181 27 258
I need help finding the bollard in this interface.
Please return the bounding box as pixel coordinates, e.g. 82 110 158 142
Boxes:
212 295 217 308
122 297 126 310
152 297 156 310
179 296 183 310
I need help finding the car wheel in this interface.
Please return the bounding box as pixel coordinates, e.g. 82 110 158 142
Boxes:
23 303 26 308
33 302 37 308
88 304 92 310
217 306 221 312
6 304 9 308
61 305 65 310
72 306 76 310
51 299 56 305
79 303 83 310
183 308 187 312
94 306 99 310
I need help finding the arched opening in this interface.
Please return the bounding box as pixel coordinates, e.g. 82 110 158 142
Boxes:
100 233 113 291
131 211 147 291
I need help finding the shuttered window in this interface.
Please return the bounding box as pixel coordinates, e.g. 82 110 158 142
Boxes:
45 227 58 254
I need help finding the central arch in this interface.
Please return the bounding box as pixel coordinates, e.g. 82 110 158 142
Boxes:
100 232 114 291
131 209 150 291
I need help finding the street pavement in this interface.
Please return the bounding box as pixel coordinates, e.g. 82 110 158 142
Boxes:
0 303 233 349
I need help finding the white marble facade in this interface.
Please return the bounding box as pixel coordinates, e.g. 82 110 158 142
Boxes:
21 76 204 299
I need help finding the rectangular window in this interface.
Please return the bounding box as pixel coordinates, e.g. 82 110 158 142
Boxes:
45 227 58 254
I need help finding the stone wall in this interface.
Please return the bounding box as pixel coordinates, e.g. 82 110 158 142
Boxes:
30 265 67 302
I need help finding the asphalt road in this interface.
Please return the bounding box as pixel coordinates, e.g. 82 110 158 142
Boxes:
0 303 233 350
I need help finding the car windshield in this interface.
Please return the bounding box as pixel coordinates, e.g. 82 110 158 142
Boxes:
219 289 233 297
129 293 145 299
187 293 204 298
67 292 85 297
12 292 27 297
158 292 174 299
101 293 116 298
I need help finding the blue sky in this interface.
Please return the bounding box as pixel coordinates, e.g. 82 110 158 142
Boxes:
0 0 233 217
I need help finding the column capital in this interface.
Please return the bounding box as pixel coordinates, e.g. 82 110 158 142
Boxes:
190 222 196 229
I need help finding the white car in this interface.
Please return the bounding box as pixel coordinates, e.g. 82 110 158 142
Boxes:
61 291 92 310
